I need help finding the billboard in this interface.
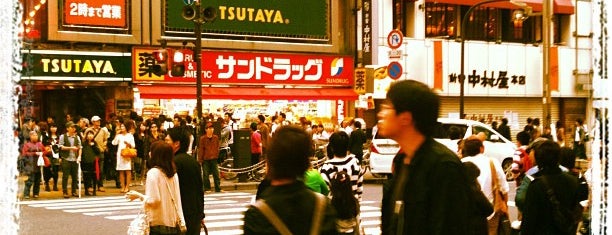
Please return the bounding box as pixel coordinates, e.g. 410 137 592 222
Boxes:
165 0 329 40
63 0 127 28
133 48 354 87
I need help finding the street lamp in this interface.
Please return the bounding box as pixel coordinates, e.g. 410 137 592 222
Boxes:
182 1 216 135
458 0 536 119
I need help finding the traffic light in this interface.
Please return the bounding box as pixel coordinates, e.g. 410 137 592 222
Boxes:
181 5 217 23
182 5 197 21
171 50 185 77
202 7 217 22
151 49 168 76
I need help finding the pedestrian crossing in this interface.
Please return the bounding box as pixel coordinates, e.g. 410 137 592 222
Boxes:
19 192 382 235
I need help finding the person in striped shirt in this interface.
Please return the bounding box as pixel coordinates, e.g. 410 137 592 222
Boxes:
319 131 364 201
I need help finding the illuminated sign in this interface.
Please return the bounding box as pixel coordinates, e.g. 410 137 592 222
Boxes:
166 0 328 40
133 48 354 87
21 50 131 80
64 0 127 28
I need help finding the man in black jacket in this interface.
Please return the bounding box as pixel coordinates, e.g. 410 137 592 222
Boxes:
379 80 471 234
348 121 367 162
166 127 204 235
498 118 512 141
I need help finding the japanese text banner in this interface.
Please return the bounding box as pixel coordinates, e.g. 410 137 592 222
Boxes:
133 48 354 87
64 0 126 28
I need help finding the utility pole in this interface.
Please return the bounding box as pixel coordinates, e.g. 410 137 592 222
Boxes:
542 0 552 128
182 0 216 135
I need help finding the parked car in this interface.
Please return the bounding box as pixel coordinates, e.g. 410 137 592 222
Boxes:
367 118 516 180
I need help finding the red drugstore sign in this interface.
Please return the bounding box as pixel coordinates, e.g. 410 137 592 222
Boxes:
167 51 354 86
64 0 126 28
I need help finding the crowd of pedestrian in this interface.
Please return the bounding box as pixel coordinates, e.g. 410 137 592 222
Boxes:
18 78 600 235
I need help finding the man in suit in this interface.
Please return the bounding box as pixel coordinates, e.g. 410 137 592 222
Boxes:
166 127 204 235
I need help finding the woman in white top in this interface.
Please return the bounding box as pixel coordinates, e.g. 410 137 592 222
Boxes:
112 123 136 193
126 141 185 234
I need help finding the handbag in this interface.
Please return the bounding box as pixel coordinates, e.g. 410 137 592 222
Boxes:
127 209 150 235
121 147 138 158
165 177 187 234
490 159 511 235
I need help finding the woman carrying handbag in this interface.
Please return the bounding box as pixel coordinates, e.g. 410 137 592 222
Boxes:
126 141 186 235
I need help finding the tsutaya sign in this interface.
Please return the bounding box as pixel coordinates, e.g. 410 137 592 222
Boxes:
132 48 354 87
166 0 328 40
21 50 132 81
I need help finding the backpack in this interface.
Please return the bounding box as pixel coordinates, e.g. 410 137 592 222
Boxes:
540 176 583 235
329 171 359 220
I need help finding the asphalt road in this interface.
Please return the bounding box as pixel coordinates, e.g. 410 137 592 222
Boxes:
17 179 518 235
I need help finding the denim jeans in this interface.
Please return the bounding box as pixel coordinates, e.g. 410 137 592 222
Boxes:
202 160 220 191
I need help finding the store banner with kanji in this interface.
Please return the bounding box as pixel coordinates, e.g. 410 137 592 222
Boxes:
132 48 354 87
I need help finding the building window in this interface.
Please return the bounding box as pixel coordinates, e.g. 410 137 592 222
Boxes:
425 3 457 38
463 6 500 42
425 3 565 45
393 0 406 33
501 10 537 43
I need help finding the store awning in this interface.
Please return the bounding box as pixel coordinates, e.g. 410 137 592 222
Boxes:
136 85 359 100
425 0 574 14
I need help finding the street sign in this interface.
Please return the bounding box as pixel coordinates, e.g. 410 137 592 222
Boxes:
387 29 403 49
387 61 403 80
388 49 402 59
183 0 195 5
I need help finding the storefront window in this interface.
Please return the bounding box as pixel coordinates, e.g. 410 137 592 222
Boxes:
425 3 457 38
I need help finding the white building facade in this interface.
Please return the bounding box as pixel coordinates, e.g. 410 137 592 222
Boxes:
363 0 594 136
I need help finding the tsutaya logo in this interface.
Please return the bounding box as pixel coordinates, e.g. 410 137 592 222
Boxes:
41 58 116 74
330 58 344 76
218 6 288 24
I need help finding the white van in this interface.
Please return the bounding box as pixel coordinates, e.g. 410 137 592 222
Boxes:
367 118 516 180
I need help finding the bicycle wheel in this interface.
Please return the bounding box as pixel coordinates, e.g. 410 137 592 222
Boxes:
219 159 238 180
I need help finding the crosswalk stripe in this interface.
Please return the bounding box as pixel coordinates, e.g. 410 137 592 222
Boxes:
207 229 243 235
24 192 384 235
20 196 126 205
65 205 142 213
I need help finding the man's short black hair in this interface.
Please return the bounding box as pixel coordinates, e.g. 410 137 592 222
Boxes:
258 114 265 123
329 131 350 157
534 140 561 169
462 138 483 157
354 121 362 129
516 131 531 146
266 126 312 180
166 127 190 154
386 80 439 137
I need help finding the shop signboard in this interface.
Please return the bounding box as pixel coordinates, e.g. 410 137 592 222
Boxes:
132 48 355 87
63 0 127 28
21 50 132 81
165 0 328 40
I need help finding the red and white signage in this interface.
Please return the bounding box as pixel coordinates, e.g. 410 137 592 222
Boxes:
138 50 355 86
387 29 403 49
64 0 127 28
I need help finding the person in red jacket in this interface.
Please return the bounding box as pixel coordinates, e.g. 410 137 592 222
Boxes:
21 131 48 199
198 123 221 192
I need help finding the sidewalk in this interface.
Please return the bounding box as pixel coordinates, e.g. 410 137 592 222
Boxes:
18 171 385 200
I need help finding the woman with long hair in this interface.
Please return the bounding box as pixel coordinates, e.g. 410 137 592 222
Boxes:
112 123 136 193
126 141 185 235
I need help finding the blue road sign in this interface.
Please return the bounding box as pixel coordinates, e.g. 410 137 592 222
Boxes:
387 61 403 80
